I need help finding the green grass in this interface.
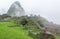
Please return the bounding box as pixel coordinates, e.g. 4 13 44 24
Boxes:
0 22 34 39
56 35 60 39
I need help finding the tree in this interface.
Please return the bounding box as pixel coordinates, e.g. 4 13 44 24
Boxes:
0 14 11 19
20 18 28 26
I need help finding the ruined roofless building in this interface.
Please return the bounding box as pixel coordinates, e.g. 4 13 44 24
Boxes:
7 1 25 17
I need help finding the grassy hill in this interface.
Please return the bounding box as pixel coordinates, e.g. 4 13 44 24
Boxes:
0 22 34 39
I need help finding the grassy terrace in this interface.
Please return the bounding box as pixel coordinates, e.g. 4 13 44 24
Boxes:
0 22 34 39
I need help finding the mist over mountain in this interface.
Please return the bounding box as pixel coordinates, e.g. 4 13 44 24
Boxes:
7 1 25 17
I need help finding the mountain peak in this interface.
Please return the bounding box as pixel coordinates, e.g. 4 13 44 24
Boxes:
13 1 21 7
7 1 25 17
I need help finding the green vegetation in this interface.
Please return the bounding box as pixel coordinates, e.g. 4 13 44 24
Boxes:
0 14 11 19
56 35 60 39
0 22 34 39
10 17 40 34
0 17 60 39
20 18 28 26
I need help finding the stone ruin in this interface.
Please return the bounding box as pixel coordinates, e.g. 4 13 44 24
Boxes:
28 30 56 39
37 31 56 39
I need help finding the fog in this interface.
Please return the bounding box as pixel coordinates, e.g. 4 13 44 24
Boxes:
0 0 60 24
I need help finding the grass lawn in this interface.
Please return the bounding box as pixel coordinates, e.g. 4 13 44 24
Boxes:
0 22 34 39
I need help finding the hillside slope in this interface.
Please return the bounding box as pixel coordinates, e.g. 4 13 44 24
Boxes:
0 22 34 39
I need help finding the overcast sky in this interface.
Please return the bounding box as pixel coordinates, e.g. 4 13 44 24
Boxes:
0 0 60 24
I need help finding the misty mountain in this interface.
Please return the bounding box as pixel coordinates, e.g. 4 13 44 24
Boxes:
7 1 25 17
0 1 60 34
